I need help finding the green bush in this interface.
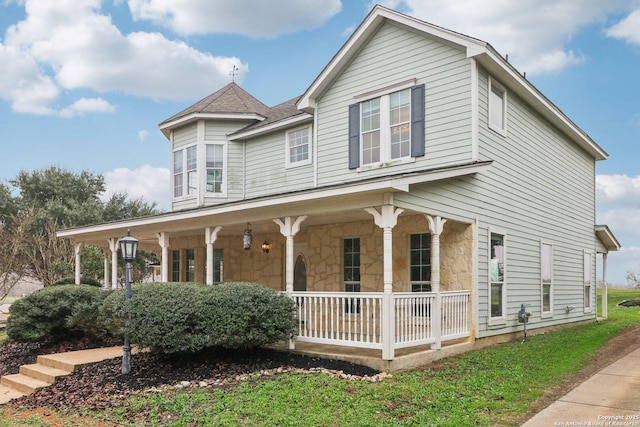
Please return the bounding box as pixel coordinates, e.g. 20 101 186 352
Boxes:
6 285 110 342
51 277 103 287
205 282 298 349
99 282 297 354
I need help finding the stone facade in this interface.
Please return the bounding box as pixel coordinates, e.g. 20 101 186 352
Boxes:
167 213 474 294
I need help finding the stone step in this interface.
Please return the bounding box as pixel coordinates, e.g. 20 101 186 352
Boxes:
1 373 51 395
0 384 25 404
20 363 70 384
37 346 125 372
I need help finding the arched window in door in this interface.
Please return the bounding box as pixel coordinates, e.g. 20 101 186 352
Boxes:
293 254 307 292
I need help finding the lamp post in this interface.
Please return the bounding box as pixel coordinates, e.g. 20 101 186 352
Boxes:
119 229 138 374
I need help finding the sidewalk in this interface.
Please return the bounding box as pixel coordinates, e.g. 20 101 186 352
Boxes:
523 347 640 426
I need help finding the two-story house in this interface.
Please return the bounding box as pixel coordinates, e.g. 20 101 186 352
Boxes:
58 6 620 370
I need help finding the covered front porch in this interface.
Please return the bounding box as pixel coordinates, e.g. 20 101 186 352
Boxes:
59 179 478 362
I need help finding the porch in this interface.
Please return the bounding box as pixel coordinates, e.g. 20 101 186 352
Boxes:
290 290 471 363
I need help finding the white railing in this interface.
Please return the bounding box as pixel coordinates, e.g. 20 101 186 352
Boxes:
291 290 470 354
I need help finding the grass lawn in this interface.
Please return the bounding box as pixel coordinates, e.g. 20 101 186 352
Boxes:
1 288 639 426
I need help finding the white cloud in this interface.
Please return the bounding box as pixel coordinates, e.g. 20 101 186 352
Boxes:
127 0 342 38
596 174 640 207
390 0 629 75
606 8 640 45
0 0 247 116
138 129 149 141
103 165 170 211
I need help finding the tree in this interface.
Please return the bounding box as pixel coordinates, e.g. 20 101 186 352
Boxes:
3 166 160 286
626 271 640 289
0 209 35 299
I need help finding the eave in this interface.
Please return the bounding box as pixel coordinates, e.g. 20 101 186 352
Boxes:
159 112 266 139
229 113 313 141
595 224 621 252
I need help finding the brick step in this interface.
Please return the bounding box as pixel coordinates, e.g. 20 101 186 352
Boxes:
20 363 70 384
1 373 50 395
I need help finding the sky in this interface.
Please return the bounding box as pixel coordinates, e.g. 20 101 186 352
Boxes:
1 0 640 285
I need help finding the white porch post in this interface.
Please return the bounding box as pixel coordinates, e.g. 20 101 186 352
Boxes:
103 249 110 290
602 252 608 319
274 216 308 294
108 238 119 289
426 215 447 350
157 232 169 283
366 205 403 360
205 226 222 285
74 242 83 284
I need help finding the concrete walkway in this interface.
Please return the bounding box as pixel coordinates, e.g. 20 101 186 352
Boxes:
523 347 640 426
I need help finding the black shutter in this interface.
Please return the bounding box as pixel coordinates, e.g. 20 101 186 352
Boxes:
348 103 360 169
411 84 425 157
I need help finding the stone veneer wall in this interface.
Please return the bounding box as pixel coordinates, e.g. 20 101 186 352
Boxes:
165 213 473 294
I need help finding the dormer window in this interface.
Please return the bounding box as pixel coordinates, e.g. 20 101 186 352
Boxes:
349 83 425 169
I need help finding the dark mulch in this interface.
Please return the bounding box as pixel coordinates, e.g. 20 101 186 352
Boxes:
1 337 380 411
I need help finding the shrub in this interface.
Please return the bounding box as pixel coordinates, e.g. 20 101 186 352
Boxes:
205 282 298 349
6 285 110 342
98 282 298 354
100 283 211 354
51 277 103 287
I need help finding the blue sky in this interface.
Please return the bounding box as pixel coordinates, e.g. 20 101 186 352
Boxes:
1 0 640 285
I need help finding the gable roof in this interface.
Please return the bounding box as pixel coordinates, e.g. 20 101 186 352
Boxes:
159 82 271 137
297 5 608 161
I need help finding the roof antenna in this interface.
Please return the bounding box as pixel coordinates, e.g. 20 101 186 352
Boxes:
230 65 238 83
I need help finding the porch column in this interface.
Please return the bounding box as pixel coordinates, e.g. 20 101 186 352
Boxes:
366 205 403 361
205 226 222 285
426 215 447 350
74 242 83 284
108 238 119 289
103 249 110 290
602 252 608 319
157 232 169 283
274 216 307 294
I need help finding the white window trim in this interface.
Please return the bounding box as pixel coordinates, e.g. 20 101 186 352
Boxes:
172 145 197 201
488 229 507 327
408 232 432 292
541 241 554 319
285 125 313 169
488 77 507 136
583 250 593 313
358 87 413 168
204 142 228 198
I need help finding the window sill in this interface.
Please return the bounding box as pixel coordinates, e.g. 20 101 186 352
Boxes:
488 123 507 138
487 317 506 328
286 160 312 170
357 156 415 172
541 312 553 319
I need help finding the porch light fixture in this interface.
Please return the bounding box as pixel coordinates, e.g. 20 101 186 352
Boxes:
243 223 252 250
119 229 138 375
262 241 271 254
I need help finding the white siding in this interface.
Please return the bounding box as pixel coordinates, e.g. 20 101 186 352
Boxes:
244 129 314 198
396 66 598 337
204 121 247 205
316 22 474 185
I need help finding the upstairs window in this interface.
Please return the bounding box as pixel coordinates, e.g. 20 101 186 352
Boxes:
173 146 197 198
286 126 312 168
206 144 224 193
488 78 507 134
173 150 183 198
186 146 197 195
349 83 425 169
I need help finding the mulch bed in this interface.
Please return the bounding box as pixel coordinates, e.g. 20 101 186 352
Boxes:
1 337 380 411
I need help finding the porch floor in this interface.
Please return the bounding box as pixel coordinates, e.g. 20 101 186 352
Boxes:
269 338 474 372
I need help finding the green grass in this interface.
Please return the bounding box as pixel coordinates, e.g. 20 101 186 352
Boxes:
2 288 640 426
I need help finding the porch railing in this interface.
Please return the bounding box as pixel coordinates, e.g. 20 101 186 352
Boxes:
290 290 470 355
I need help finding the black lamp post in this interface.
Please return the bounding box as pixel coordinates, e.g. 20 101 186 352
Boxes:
119 229 138 374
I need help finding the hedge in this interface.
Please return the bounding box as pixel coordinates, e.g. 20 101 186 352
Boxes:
99 282 297 354
6 285 110 342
